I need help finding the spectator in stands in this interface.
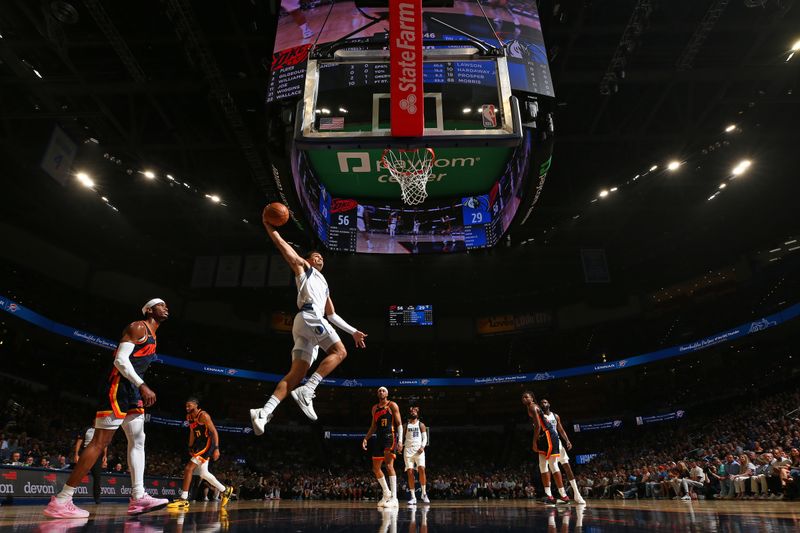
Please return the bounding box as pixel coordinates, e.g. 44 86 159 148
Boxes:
721 454 740 498
24 455 35 467
733 453 755 498
0 433 9 461
4 451 23 466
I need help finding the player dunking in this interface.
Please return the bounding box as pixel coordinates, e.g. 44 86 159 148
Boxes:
521 391 569 505
540 398 586 504
250 222 367 432
44 300 170 518
403 406 429 504
167 398 233 510
282 0 314 40
363 387 403 508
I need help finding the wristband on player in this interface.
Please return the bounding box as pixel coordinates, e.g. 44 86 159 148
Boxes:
327 313 357 335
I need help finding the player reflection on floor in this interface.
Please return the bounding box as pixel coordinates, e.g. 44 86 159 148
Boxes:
357 232 466 254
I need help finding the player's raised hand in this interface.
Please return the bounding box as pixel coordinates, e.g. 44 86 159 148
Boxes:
362 438 368 451
353 330 367 348
213 449 220 461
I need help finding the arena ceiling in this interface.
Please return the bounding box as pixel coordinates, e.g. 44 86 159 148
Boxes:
0 0 798 295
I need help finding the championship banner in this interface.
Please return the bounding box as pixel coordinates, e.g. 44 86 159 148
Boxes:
573 420 623 433
1 295 798 387
0 465 180 502
636 410 686 426
390 0 424 136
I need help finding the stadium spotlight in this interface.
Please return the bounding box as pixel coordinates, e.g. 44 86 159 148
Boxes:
667 160 681 171
76 172 94 189
143 170 156 179
725 124 736 133
205 194 221 203
649 165 658 171
598 189 609 198
732 159 752 176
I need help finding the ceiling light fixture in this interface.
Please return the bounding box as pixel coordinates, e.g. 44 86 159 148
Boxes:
76 172 94 189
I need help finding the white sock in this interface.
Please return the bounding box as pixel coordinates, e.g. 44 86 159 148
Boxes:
570 479 580 496
389 475 397 499
55 484 76 503
544 486 552 497
421 484 427 496
548 514 556 527
264 395 280 413
377 476 390 498
305 372 323 392
563 513 571 527
122 415 146 499
181 490 189 499
558 486 567 497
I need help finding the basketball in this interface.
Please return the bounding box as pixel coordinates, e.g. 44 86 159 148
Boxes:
262 202 290 227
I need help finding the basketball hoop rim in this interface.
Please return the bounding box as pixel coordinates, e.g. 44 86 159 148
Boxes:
380 147 436 172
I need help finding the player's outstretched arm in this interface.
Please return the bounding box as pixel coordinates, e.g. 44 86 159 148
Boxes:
325 297 367 348
115 322 156 407
263 222 308 276
419 422 427 454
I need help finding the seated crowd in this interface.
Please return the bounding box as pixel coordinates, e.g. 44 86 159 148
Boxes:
2 378 799 503
575 388 800 501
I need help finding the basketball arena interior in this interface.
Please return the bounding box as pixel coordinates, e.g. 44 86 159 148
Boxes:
0 0 799 531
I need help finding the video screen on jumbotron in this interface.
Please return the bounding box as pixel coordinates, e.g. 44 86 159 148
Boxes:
267 0 553 102
389 304 434 326
290 130 532 254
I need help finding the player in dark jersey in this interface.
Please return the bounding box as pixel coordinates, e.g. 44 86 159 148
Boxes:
522 391 568 505
363 386 403 508
44 299 170 519
167 398 233 510
541 398 586 504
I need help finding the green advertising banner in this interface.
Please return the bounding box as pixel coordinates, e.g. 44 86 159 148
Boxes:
305 147 512 199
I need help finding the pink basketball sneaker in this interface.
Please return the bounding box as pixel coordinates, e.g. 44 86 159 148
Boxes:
127 493 169 515
42 496 90 519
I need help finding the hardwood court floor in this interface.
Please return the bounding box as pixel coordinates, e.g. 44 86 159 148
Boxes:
3 499 799 532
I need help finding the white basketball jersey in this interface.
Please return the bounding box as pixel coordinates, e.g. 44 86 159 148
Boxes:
295 267 329 316
405 420 423 450
542 411 556 429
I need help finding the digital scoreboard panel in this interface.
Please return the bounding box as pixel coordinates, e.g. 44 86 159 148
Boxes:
389 305 434 327
268 0 553 103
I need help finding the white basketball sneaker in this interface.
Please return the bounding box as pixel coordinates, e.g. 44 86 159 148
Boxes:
291 386 318 421
249 408 273 436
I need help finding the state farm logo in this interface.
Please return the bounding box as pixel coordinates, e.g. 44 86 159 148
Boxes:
43 474 57 483
399 94 418 115
108 477 117 485
394 3 419 95
2 471 18 481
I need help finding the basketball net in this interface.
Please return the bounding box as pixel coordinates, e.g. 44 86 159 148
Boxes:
381 148 435 205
